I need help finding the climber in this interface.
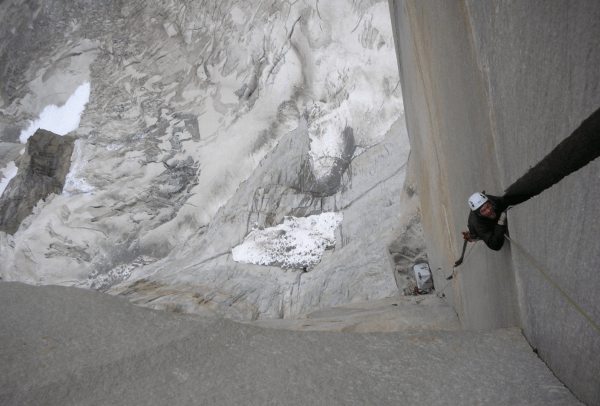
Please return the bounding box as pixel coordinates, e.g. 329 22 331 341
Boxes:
455 106 600 262
464 192 512 251
452 191 521 271
449 191 512 274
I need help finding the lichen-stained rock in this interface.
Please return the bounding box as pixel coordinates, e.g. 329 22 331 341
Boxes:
0 129 75 234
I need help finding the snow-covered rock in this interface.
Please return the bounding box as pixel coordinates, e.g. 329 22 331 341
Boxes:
232 212 344 269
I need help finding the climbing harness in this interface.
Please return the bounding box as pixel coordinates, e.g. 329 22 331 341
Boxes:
504 234 600 334
448 204 514 280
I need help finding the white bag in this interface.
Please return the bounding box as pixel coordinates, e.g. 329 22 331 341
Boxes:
413 263 433 291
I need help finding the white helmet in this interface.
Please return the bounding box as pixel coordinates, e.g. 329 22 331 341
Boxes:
468 192 488 211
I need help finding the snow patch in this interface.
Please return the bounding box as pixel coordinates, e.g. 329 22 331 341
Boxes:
0 161 18 196
232 212 343 269
19 82 90 143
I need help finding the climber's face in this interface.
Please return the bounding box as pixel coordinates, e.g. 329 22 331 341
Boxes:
479 202 496 219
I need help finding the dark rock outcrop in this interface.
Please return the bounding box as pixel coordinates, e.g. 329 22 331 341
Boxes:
0 129 75 234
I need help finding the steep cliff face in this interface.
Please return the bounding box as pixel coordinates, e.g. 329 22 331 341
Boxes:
389 1 600 404
108 115 412 320
0 1 419 319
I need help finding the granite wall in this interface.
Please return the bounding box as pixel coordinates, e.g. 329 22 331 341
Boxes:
388 1 600 404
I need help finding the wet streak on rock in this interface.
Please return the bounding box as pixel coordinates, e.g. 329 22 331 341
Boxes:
300 126 356 197
504 106 600 205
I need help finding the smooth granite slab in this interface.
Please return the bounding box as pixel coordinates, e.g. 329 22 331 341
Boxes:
0 283 580 406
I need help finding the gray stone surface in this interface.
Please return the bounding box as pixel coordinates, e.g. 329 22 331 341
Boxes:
388 152 429 295
0 282 581 406
248 295 460 333
0 0 409 321
0 0 402 279
108 115 410 320
0 143 22 167
388 1 600 404
0 129 75 234
388 0 521 331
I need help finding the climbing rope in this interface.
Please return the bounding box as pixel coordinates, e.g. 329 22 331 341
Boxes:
504 234 600 334
436 240 480 297
436 232 600 334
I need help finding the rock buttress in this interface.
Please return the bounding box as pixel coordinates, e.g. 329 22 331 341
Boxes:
0 129 75 234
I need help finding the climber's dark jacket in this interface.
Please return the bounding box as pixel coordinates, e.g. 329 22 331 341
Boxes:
467 107 600 251
467 194 513 251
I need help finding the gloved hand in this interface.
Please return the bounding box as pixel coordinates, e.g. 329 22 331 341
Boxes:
461 231 473 242
497 211 507 226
